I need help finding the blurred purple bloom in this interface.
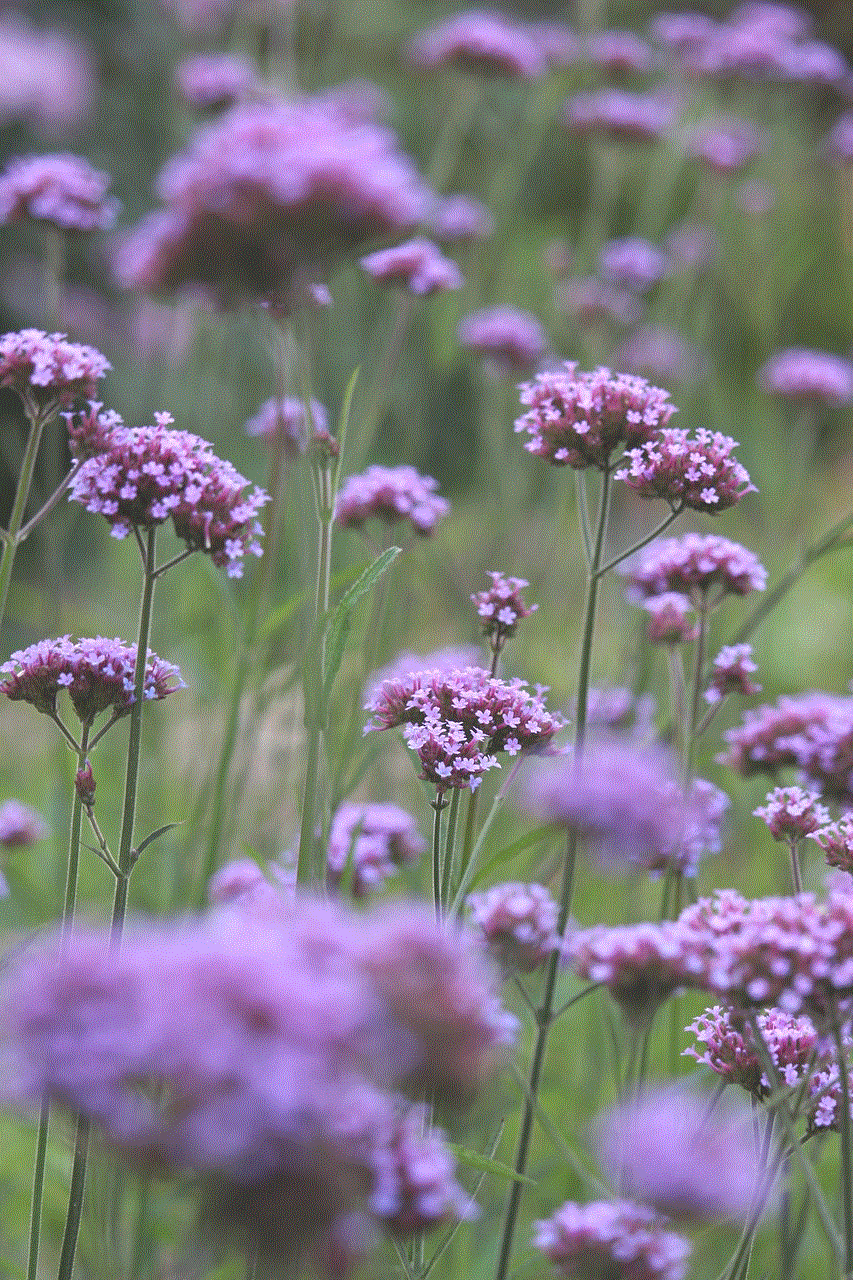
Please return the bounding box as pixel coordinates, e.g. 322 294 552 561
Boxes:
408 11 547 80
515 363 676 470
567 920 692 1026
686 117 766 174
360 238 463 295
825 111 853 165
563 89 677 143
622 533 767 604
68 414 270 577
705 644 761 703
0 329 110 415
327 802 426 898
585 29 653 76
614 325 703 383
730 3 812 41
370 1102 475 1235
0 799 48 847
759 348 853 407
458 307 547 375
174 53 259 111
665 223 717 270
649 12 719 54
643 592 698 645
584 686 657 736
428 194 494 244
467 882 559 973
615 427 756 512
719 690 853 786
533 1199 691 1280
557 276 643 327
754 786 830 843
598 238 668 294
335 466 449 537
244 396 327 457
530 22 581 69
0 15 93 135
0 153 118 232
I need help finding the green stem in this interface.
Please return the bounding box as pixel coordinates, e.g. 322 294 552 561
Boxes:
440 786 462 908
575 466 612 749
56 1116 90 1280
63 724 91 935
832 1019 853 1278
683 599 709 788
0 405 52 634
26 1101 50 1280
592 503 683 580
431 793 446 917
789 840 804 895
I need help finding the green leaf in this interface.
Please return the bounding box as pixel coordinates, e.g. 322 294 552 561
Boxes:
322 546 401 696
465 823 556 893
331 367 360 494
132 822 181 863
446 1145 535 1186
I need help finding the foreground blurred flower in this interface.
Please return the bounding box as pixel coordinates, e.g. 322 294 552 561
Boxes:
0 14 93 135
758 348 853 407
326 802 426 898
467 881 559 973
360 238 463 295
458 307 547 375
408 11 547 80
533 1199 691 1280
567 919 692 1029
68 412 270 577
0 328 110 418
334 465 449 537
598 238 668 294
0 153 119 232
615 427 755 512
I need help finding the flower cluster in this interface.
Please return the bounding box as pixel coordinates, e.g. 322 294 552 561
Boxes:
563 89 677 143
408 12 547 80
0 799 48 847
244 396 327 456
326 802 426 898
684 1004 818 1097
615 427 756 512
758 348 853 407
471 572 538 647
643 592 698 645
584 685 657 736
0 13 93 135
68 413 270 576
0 329 110 415
566 920 691 1026
62 401 123 461
598 238 669 294
457 307 547 374
359 238 463 295
429 193 494 244
809 815 853 874
364 666 565 792
754 786 830 843
515 363 676 470
370 1102 476 1236
670 5 848 87
467 882 560 972
685 117 766 174
613 326 702 384
622 533 767 604
720 691 853 799
0 153 118 232
174 53 259 112
533 1199 691 1280
0 635 184 724
585 28 653 75
334 466 449 537
705 643 762 703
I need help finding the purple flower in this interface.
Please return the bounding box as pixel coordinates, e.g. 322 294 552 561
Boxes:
0 635 184 724
585 29 654 76
457 307 547 375
359 238 463 295
407 12 547 80
0 799 48 847
533 1199 691 1280
684 1004 818 1098
598 238 668 294
62 400 123 460
566 920 692 1026
595 1086 773 1222
584 686 657 736
334 466 449 537
719 690 853 782
622 533 767 604
244 396 327 457
0 153 118 232
0 329 110 415
471 572 538 645
649 12 719 55
685 118 766 174
370 1102 475 1235
161 0 296 32
759 348 853 407
563 89 677 143
778 41 849 88
174 53 259 111
364 647 482 708
643 592 698 645
557 276 643 327
613 325 703 383
327 803 425 898
68 414 270 576
428 194 494 244
0 15 93 135
705 643 762 704
515 363 676 470
809 814 853 874
615 427 756 512
467 882 559 973
755 786 830 843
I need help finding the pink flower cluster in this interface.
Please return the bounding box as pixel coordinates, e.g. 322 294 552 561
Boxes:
754 786 829 843
68 413 270 576
360 238 463 295
244 396 327 456
364 665 565 792
326 802 426 898
809 815 853 874
471 571 538 644
622 533 767 604
0 329 110 414
563 89 677 143
457 307 547 374
429 193 494 244
334 466 449 537
705 643 761 703
0 153 118 232
408 11 547 80
533 1199 691 1280
615 427 755 512
174 53 259 111
515 363 676 470
598 238 669 294
0 635 184 724
467 881 560 972
721 691 853 803
759 348 853 407
567 920 690 1024
685 117 766 174
643 592 698 645
0 799 47 847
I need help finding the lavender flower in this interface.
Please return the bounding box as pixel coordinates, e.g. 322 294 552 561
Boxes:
595 1086 773 1222
530 22 581 69
643 592 698 645
684 1004 818 1098
408 12 547 80
0 329 110 416
584 686 657 736
244 396 327 457
598 238 668 294
533 1199 691 1280
370 1102 475 1235
364 647 481 708
758 348 853 407
62 401 123 461
557 276 643 327
467 882 559 973
457 307 547 375
0 15 93 135
515 363 676 470
0 635 184 724
0 153 118 232
705 643 762 703
68 413 270 577
622 533 767 605
174 53 259 112
567 920 691 1026
359 238 463 295
585 29 654 76
825 111 853 166
809 814 853 874
428 194 494 244
649 12 720 56
334 466 449 537
685 118 766 174
471 572 538 646
755 786 830 843
719 690 853 781
327 803 426 898
563 89 677 143
615 427 756 512
0 799 48 847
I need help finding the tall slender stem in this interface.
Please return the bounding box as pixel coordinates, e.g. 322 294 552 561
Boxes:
831 1018 853 1278
56 1116 90 1280
63 724 91 934
0 405 52 634
431 793 446 918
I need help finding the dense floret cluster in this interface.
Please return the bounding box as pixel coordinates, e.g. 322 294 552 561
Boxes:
615 427 755 511
754 786 829 843
622 533 767 603
467 882 560 972
705 644 762 703
326 802 426 897
533 1199 692 1280
720 691 853 791
0 153 118 231
471 572 538 645
334 466 449 536
0 329 110 414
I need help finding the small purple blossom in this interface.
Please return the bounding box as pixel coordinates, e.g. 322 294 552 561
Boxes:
68 416 270 576
62 401 123 461
334 466 449 537
622 533 767 605
457 307 547 375
557 276 643 327
643 592 698 645
408 12 547 80
0 329 110 415
809 815 853 874
567 920 691 1026
613 325 703 383
467 882 559 973
359 238 463 295
471 572 538 646
0 153 118 232
719 690 853 782
759 348 853 407
327 803 426 898
428 194 494 244
598 238 668 294
515 363 676 470
705 643 762 704
174 53 259 111
0 799 48 847
615 427 756 512
533 1199 691 1280
244 396 327 457
563 89 677 143
0 635 184 724
755 786 830 843
684 1004 817 1098
685 118 766 174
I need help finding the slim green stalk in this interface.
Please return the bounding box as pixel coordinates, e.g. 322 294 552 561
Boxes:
297 473 333 884
26 1102 50 1280
56 1116 90 1280
431 792 446 918
440 786 462 907
0 405 52 634
63 725 91 935
831 1018 853 1278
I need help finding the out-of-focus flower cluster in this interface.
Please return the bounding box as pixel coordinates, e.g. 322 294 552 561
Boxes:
759 348 853 407
458 307 547 374
467 881 560 972
360 238 462 295
705 644 761 703
533 1198 691 1280
334 466 449 537
408 11 547 80
244 396 327 457
623 533 767 604
326 802 425 898
0 154 119 233
0 14 92 135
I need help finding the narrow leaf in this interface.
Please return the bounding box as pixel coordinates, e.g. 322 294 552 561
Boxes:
446 1145 535 1186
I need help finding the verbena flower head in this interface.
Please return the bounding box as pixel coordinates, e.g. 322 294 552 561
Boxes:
719 690 853 787
0 153 118 232
809 815 853 874
457 307 547 375
759 348 853 407
0 14 93 136
359 238 463 295
334 466 449 537
428 194 494 244
365 666 565 793
530 21 581 69
467 882 559 973
705 643 761 703
408 12 547 80
585 686 657 736
595 1086 773 1222
557 276 643 327
684 1004 818 1098
0 798 48 847
754 786 829 843
533 1199 692 1280
370 1102 475 1235
115 96 432 308
68 413 270 576
686 118 766 173
567 920 692 1028
622 533 767 605
615 427 756 512
174 53 259 112
585 29 654 76
244 396 326 457
643 592 698 645
471 572 538 645
515 363 676 470
62 400 123 461
598 238 668 294
327 802 426 898
0 635 184 724
563 89 677 143
0 329 110 416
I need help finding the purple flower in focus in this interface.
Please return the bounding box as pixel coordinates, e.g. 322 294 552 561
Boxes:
467 882 560 973
684 1004 818 1099
563 89 677 143
458 307 547 375
360 238 463 295
622 533 767 605
0 153 118 232
585 29 654 76
533 1199 691 1280
364 647 481 709
428 194 494 244
754 786 830 843
598 238 668 294
615 427 756 512
515 363 677 470
567 920 692 1027
685 118 765 174
705 644 762 703
595 1086 773 1222
334 466 449 537
471 571 538 647
0 329 110 416
809 814 853 874
68 414 270 576
327 803 426 898
0 799 48 847
408 12 547 80
244 396 327 457
759 348 853 407
557 276 643 327
643 592 698 645
174 53 259 112
62 401 123 461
